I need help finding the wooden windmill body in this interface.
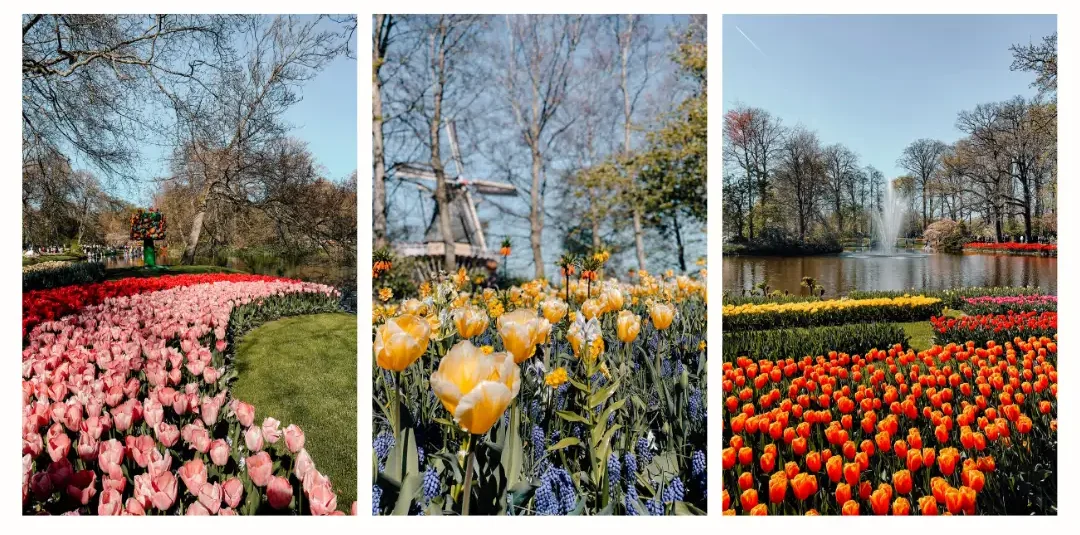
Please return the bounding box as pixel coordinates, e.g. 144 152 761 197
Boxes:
392 121 516 275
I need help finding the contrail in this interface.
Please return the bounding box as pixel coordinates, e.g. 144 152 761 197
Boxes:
735 25 766 57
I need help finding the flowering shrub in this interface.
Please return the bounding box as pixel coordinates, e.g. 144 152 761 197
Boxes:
722 337 1057 515
373 267 707 515
964 242 1056 255
23 262 106 292
22 277 356 515
931 311 1057 346
722 296 943 332
961 295 1057 315
23 274 285 338
130 208 167 240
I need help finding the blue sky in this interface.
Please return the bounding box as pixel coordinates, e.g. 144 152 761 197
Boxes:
722 14 1056 179
73 15 356 205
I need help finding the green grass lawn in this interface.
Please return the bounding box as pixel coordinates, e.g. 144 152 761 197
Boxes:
231 313 357 512
104 264 247 280
900 309 965 352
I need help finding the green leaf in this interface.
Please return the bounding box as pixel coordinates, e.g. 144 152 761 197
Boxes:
500 406 524 488
588 379 621 408
392 472 421 515
383 427 419 485
568 377 590 393
547 437 582 452
556 410 590 424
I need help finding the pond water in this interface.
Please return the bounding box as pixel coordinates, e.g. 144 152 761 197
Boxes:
722 251 1057 297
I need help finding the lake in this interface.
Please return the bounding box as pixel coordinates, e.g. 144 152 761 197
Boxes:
722 251 1057 297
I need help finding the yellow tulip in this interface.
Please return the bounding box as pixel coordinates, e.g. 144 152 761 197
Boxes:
452 306 490 339
496 308 551 364
616 310 641 343
401 298 429 316
602 287 625 313
650 302 675 330
582 298 605 320
544 367 569 388
430 341 520 435
374 314 432 371
541 299 568 324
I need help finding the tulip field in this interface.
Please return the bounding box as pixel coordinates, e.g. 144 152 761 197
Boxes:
721 287 1058 515
22 273 357 515
372 265 708 515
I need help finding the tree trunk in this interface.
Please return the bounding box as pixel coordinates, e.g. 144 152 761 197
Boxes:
372 17 388 249
672 209 686 273
431 20 455 273
632 208 646 270
591 216 601 250
529 146 545 279
184 201 207 264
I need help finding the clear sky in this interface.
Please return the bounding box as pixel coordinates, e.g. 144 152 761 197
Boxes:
722 14 1056 180
73 15 356 205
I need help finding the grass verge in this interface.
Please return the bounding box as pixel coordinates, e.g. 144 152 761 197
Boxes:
231 313 357 511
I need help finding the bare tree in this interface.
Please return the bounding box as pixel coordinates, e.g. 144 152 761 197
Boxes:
897 138 948 229
500 14 586 279
372 15 395 248
823 143 858 236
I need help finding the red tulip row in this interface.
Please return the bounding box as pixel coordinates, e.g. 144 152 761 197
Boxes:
23 274 285 338
964 242 1056 254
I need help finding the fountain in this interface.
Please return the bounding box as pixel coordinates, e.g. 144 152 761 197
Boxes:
872 179 907 255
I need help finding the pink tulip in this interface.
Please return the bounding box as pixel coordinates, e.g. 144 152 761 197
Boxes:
76 431 97 461
125 497 146 516
244 425 264 452
219 507 237 516
186 501 211 515
203 366 219 384
81 415 103 440
294 448 315 481
143 398 164 428
179 458 208 495
198 481 222 515
246 451 273 487
210 438 230 466
201 396 222 426
222 477 244 508
284 424 305 453
262 417 282 444
146 448 172 478
150 471 177 510
267 476 293 509
235 401 255 428
23 432 42 457
126 434 156 467
307 481 338 515
155 422 180 448
98 489 123 515
46 428 71 462
351 501 358 515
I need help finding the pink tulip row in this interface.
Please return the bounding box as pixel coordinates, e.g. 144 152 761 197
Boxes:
22 278 356 515
963 295 1057 305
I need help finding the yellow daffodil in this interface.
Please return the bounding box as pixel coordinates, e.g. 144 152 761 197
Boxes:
374 314 432 371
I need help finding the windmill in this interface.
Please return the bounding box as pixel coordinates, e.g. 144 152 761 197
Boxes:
392 121 516 275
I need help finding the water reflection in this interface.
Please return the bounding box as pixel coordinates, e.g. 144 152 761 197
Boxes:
722 252 1056 296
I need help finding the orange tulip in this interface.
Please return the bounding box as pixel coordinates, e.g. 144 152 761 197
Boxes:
835 483 852 505
842 461 860 486
740 488 758 511
841 499 860 516
738 447 752 465
722 447 735 470
945 487 963 514
826 455 843 483
738 472 753 491
806 451 822 473
791 473 818 501
893 469 912 495
938 447 959 476
722 489 730 511
893 497 911 515
918 495 939 515
750 503 768 516
869 488 890 515
962 469 985 492
959 485 977 514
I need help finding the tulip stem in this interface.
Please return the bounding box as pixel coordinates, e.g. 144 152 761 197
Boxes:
462 435 476 516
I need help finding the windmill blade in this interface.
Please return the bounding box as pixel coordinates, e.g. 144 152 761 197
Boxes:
392 163 437 182
461 178 517 196
447 120 466 178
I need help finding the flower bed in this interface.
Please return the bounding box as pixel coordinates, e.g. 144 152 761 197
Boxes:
722 323 909 363
960 295 1057 315
931 311 1057 346
722 296 943 332
22 273 285 338
23 261 106 293
963 242 1056 255
22 276 356 515
372 269 707 516
721 338 1057 515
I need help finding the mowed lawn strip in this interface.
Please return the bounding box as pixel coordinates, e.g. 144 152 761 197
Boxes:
900 308 966 352
232 313 358 511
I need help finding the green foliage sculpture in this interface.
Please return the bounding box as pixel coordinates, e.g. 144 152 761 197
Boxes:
130 208 167 268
